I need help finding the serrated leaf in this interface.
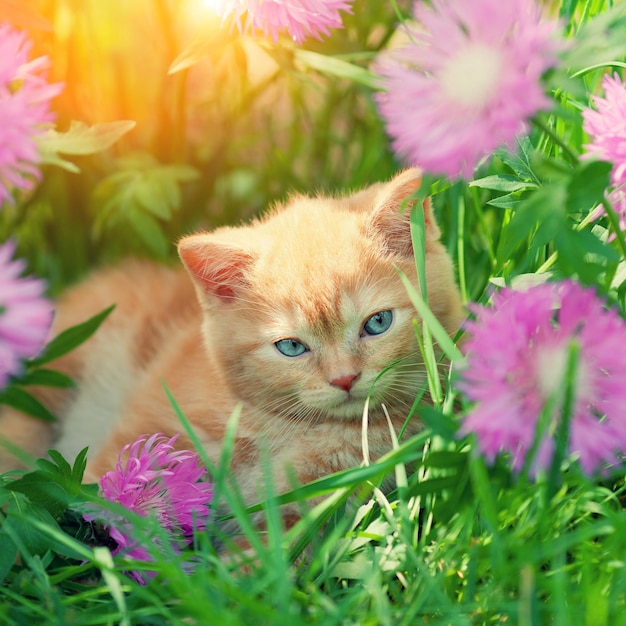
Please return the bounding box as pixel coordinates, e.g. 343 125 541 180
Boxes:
37 152 81 174
4 494 85 559
72 448 89 484
19 368 75 389
470 175 538 193
6 449 86 520
6 471 70 518
135 179 172 219
494 137 538 183
127 208 170 257
30 305 115 367
45 449 73 478
0 387 56 422
36 120 136 172
498 183 567 261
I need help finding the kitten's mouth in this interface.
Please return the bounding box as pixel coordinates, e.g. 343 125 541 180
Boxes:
328 391 387 419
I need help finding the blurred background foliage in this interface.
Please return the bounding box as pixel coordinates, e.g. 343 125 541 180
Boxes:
2 0 410 293
1 0 623 307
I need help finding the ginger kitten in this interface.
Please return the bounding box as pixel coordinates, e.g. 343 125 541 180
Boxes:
0 169 463 515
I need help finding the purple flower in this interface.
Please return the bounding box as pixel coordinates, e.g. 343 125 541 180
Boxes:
212 0 353 43
583 74 626 237
93 433 213 578
375 0 561 179
0 240 53 389
457 281 626 476
583 73 626 187
0 23 63 206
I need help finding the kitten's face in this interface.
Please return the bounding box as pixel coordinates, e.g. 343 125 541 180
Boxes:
179 169 463 422
217 255 425 421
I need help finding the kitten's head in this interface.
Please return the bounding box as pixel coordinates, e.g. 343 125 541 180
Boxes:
178 169 463 422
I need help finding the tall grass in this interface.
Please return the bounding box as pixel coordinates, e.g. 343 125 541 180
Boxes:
2 0 626 624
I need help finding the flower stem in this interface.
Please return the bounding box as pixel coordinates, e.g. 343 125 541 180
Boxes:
531 116 579 167
546 339 580 502
602 196 626 260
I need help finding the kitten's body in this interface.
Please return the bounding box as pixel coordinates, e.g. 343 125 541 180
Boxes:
0 170 463 514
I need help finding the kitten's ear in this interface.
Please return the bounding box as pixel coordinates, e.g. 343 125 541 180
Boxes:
178 234 255 302
370 168 440 256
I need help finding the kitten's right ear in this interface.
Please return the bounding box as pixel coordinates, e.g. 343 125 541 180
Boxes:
178 234 255 302
369 168 440 257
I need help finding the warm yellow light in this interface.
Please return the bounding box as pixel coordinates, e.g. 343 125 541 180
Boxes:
202 0 226 15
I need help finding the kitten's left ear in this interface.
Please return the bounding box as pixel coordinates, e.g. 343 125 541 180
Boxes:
370 168 440 257
178 233 255 303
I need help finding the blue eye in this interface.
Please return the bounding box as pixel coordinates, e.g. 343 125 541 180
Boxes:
275 338 308 357
363 310 393 336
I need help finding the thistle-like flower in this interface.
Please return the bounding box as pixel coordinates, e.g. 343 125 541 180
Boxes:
91 433 213 578
375 0 561 179
0 24 63 205
458 281 626 476
583 74 626 238
0 240 53 389
211 0 353 43
583 73 626 187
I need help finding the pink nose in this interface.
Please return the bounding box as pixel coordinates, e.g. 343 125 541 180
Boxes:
330 373 360 392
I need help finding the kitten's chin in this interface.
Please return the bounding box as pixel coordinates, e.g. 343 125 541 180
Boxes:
325 399 370 420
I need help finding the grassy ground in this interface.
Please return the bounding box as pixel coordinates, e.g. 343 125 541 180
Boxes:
2 0 626 624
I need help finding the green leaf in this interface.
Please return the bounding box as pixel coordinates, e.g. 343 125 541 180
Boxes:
494 137 538 183
423 450 468 470
498 182 567 262
37 152 80 174
0 387 56 422
295 49 382 89
486 192 521 210
36 120 136 174
6 471 70 518
135 178 172 220
18 368 75 389
37 120 136 156
30 305 115 367
417 406 458 441
0 530 17 584
554 227 618 284
5 448 88 518
470 175 538 193
566 160 612 215
126 208 170 257
407 476 460 498
71 447 88 484
3 492 64 556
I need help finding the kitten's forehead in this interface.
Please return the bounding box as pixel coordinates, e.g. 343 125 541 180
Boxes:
247 198 402 329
